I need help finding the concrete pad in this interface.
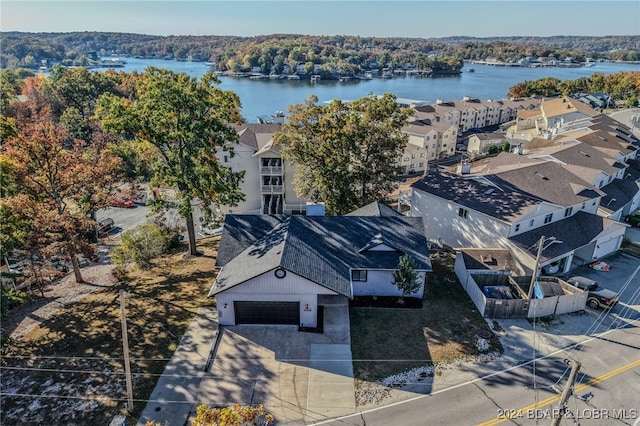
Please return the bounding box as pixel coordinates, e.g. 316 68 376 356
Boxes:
305 344 355 422
137 306 218 426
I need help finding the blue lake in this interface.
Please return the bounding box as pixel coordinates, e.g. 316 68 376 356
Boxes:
104 57 640 122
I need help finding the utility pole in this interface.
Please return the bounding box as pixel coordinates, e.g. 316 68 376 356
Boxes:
527 235 546 299
120 290 134 412
551 359 581 426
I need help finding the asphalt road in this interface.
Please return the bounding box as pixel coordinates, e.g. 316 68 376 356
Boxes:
608 109 640 138
315 324 640 426
96 199 214 240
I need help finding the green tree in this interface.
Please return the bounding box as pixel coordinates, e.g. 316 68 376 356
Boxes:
95 67 245 255
501 141 511 152
392 254 421 300
274 94 410 215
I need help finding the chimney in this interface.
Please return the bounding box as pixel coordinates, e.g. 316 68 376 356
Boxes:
306 201 325 216
457 162 471 175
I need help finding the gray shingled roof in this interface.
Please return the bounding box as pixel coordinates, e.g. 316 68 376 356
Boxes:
232 123 282 151
346 201 402 217
599 178 640 213
411 169 542 222
509 211 616 263
486 160 604 207
210 215 431 297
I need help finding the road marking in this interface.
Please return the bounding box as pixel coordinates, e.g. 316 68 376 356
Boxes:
477 358 640 426
310 318 640 426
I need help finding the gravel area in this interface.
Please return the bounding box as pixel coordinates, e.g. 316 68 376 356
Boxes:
3 244 117 342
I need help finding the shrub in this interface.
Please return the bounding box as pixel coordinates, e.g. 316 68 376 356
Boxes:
112 223 167 270
487 144 500 155
1 286 32 320
191 404 273 426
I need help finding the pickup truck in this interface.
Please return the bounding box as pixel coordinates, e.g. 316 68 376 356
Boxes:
565 276 619 309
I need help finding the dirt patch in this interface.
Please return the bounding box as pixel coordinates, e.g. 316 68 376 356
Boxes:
1 237 220 426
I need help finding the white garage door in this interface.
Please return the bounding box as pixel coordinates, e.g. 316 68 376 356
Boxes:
594 236 621 259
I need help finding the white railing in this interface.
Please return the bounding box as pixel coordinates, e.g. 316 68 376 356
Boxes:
261 184 284 193
260 166 283 174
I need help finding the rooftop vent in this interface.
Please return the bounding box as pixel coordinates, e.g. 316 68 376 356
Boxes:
598 136 606 141
578 150 590 157
535 171 548 180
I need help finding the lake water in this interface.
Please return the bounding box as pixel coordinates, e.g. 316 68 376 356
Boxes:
105 57 640 122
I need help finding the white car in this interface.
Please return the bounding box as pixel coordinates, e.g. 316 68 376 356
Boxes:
201 225 223 236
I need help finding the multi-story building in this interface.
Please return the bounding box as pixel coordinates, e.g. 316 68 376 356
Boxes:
216 123 307 215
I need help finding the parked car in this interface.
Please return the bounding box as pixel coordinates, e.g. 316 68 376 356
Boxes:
542 261 560 275
111 197 134 208
565 276 619 309
97 217 115 235
201 224 223 236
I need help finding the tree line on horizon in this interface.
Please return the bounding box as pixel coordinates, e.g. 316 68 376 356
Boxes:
1 32 638 74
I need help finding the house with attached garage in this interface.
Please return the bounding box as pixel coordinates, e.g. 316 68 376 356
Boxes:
209 214 432 328
410 153 628 276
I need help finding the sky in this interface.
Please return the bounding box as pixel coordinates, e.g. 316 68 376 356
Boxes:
1 1 639 38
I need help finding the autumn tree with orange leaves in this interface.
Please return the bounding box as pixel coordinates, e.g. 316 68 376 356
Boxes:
1 113 122 283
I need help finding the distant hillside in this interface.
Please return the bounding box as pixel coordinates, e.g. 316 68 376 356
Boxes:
1 32 638 72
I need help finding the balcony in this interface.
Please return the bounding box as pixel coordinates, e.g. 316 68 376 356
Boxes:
260 165 283 175
261 184 284 194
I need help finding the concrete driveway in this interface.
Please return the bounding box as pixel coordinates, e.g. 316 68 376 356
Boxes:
195 295 355 425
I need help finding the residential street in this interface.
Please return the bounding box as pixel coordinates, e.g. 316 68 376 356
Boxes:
315 323 640 426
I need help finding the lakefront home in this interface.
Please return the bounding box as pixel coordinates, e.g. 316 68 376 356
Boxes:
209 213 432 327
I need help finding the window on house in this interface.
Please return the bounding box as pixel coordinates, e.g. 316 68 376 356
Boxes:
514 223 520 232
458 208 468 219
444 134 448 138
420 153 425 158
608 175 612 182
544 213 553 224
419 162 424 167
426 136 430 140
564 207 573 217
351 270 367 282
223 155 228 163
411 154 416 159
582 202 586 209
529 219 534 227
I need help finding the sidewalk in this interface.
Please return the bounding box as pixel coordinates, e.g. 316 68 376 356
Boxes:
136 306 218 426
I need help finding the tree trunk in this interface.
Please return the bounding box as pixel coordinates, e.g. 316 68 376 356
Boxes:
71 255 85 283
185 212 198 256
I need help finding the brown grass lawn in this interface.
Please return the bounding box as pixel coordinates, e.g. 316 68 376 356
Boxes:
350 252 503 381
1 236 219 425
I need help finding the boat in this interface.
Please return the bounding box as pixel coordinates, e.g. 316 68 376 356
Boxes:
287 75 300 80
466 68 475 72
